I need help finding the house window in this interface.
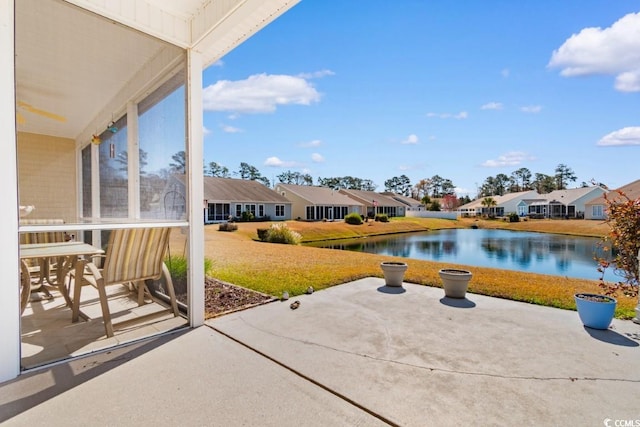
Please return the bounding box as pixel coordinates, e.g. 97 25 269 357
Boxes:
235 204 242 217
245 204 256 216
275 204 285 217
305 206 314 220
592 205 603 218
258 204 264 217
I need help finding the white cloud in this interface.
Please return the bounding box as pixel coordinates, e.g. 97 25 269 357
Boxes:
203 73 322 113
221 124 242 133
426 111 468 119
501 68 510 78
264 156 299 168
211 60 224 67
401 134 419 145
203 126 211 136
520 105 542 113
548 12 640 92
481 151 535 167
597 127 640 146
481 102 503 110
299 139 322 148
455 187 473 197
297 69 335 79
311 153 324 163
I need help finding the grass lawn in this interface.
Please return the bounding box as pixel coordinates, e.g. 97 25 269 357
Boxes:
176 217 635 319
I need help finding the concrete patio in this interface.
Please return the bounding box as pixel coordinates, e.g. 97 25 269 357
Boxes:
2 278 639 426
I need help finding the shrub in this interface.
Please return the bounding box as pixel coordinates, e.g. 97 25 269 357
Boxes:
508 212 520 223
240 211 255 222
375 214 389 222
164 255 214 295
597 190 639 297
263 223 302 245
218 222 238 232
257 228 269 241
344 212 363 225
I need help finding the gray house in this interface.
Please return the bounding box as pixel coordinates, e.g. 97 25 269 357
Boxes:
275 184 363 221
168 176 292 223
584 179 639 220
339 189 406 217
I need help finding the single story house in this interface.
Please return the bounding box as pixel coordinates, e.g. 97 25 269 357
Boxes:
381 192 424 211
584 179 639 220
167 176 292 223
275 184 364 221
458 190 538 217
339 189 406 217
526 186 607 219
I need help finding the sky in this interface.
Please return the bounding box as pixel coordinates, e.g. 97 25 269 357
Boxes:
200 0 640 197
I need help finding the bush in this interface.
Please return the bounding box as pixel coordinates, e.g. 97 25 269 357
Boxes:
218 222 238 232
344 212 363 225
263 223 302 245
375 214 389 222
240 211 255 222
508 212 520 223
257 228 269 241
164 255 214 295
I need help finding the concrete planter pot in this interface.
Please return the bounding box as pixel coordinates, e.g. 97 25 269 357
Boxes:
439 268 472 298
574 293 617 330
380 262 408 287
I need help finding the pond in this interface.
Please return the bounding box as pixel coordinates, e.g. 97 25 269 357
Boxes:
307 229 613 280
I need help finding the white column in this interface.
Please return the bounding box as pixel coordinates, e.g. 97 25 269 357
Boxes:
127 101 140 219
0 0 21 383
186 49 204 327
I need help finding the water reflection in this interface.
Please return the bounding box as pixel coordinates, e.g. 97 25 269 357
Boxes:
308 229 612 280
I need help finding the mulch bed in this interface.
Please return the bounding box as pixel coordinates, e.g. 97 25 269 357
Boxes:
176 277 274 318
203 277 275 319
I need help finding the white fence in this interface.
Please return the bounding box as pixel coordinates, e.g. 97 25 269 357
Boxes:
405 211 457 220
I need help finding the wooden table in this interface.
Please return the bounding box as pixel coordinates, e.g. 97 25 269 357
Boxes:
20 241 104 308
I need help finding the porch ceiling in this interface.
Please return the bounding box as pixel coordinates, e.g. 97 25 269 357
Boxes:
15 0 299 140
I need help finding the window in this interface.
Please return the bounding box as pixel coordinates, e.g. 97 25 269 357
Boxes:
258 204 264 217
235 204 242 217
592 205 603 218
275 204 285 217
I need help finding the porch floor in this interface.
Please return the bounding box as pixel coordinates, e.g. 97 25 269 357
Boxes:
20 284 188 370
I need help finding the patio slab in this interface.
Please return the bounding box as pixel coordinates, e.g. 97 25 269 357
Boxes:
209 278 640 426
2 277 639 426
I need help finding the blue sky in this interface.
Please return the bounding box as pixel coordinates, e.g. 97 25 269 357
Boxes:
200 0 640 197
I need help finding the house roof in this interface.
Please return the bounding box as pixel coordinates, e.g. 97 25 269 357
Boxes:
339 189 404 207
457 190 537 210
276 184 363 206
539 186 605 205
380 192 422 207
585 179 640 206
173 176 291 204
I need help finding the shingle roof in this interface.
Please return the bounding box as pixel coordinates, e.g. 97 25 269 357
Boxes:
276 184 362 206
339 189 404 206
174 176 291 203
585 179 640 206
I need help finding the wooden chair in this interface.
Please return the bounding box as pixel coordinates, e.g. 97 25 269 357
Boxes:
71 227 179 337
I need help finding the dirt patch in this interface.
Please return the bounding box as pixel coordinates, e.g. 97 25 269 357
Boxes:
203 277 275 319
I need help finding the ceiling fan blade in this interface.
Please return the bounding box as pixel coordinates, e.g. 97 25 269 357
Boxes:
17 101 67 123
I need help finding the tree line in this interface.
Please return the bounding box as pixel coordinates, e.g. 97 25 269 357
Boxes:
182 154 597 206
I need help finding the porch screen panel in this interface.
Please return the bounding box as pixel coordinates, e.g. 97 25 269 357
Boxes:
138 70 186 220
99 116 128 218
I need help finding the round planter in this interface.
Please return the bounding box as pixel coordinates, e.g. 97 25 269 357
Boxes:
380 262 408 287
574 293 617 330
439 268 472 298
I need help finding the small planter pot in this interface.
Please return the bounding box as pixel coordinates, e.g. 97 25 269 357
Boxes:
380 262 408 287
439 268 472 298
574 293 617 330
